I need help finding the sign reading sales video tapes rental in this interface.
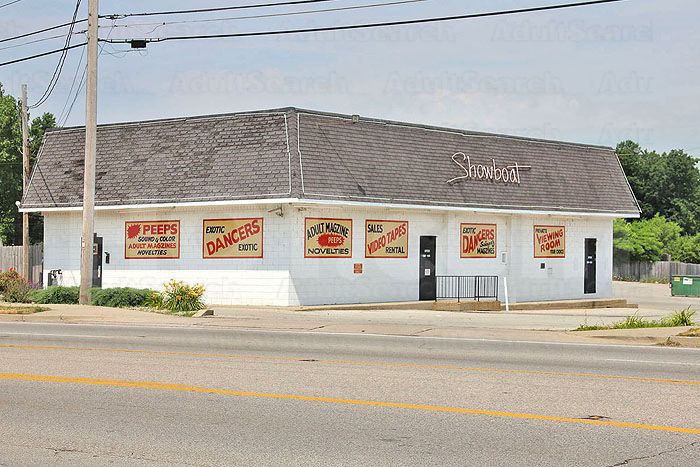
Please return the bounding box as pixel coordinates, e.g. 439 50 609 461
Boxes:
125 220 180 259
203 218 263 258
305 218 352 258
460 223 497 258
365 220 408 258
534 225 566 258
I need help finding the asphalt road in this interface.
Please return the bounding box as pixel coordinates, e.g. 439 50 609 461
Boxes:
0 322 698 466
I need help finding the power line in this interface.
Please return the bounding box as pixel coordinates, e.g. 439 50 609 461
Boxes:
59 22 115 126
109 0 428 31
0 32 80 52
0 18 87 44
103 0 341 19
103 0 628 45
57 45 85 123
0 0 25 9
0 0 335 43
30 0 82 109
0 42 86 67
0 0 628 69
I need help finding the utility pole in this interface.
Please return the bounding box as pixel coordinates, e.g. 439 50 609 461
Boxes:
79 0 98 305
20 84 29 281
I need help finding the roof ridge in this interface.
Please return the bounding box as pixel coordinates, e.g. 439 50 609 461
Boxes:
48 106 612 150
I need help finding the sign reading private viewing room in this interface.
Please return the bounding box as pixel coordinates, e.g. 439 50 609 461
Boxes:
125 220 180 259
461 223 497 258
305 218 352 258
534 225 566 258
203 218 263 258
365 220 408 258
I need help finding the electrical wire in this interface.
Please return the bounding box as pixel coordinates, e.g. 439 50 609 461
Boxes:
59 21 116 126
0 42 85 67
0 18 87 44
0 0 335 43
0 0 25 9
103 0 341 19
29 0 82 108
103 0 629 44
0 0 629 68
108 0 428 31
56 45 85 123
0 32 82 52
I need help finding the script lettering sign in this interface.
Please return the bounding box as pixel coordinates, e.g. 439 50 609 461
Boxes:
447 152 531 185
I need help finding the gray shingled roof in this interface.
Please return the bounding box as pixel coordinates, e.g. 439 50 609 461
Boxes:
22 107 640 215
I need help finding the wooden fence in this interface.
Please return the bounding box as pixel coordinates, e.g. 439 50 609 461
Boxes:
613 260 700 282
0 243 43 285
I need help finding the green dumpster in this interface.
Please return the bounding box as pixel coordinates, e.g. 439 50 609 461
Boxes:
670 275 700 296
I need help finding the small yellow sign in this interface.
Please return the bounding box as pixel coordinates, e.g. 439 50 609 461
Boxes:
534 225 566 258
460 223 497 258
365 220 408 258
305 218 352 258
203 218 263 259
125 220 180 259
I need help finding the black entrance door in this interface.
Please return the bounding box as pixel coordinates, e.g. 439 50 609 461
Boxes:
584 238 596 294
419 236 436 300
92 234 103 288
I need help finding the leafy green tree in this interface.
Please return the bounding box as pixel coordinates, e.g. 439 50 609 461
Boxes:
616 141 700 234
0 83 55 245
613 215 681 262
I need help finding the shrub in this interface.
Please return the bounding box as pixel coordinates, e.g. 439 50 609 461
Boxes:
3 281 33 303
159 280 205 313
0 268 24 294
31 286 80 304
90 287 154 308
145 290 164 309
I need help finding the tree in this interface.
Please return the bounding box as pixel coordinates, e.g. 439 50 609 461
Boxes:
613 215 681 262
616 141 700 234
0 83 55 245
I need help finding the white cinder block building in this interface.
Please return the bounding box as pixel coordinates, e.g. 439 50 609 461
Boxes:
22 108 640 306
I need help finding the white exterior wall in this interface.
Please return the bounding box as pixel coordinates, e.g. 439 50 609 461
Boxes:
43 205 295 306
43 203 613 306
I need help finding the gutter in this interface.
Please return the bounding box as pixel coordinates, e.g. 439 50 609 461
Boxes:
20 197 640 219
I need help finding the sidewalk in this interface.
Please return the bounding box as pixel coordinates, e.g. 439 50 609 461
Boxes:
1 302 697 347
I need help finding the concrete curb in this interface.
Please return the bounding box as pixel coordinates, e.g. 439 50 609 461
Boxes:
193 309 214 318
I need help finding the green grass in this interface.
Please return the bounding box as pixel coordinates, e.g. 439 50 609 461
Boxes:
575 308 696 331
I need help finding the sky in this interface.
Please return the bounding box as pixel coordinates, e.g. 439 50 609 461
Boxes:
0 0 698 153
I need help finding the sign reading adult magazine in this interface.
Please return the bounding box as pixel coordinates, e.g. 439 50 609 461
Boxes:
125 220 180 259
305 218 352 258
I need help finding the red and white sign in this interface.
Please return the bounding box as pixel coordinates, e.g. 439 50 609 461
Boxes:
125 220 180 259
203 218 263 259
460 223 497 258
365 220 408 258
304 218 352 258
534 225 566 258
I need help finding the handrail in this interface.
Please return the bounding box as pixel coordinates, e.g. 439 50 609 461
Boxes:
435 275 499 302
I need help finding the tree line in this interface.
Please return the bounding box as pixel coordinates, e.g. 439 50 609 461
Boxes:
615 141 700 263
0 83 55 246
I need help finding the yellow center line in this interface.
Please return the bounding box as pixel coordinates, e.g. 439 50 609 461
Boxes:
1 343 698 386
1 372 698 435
